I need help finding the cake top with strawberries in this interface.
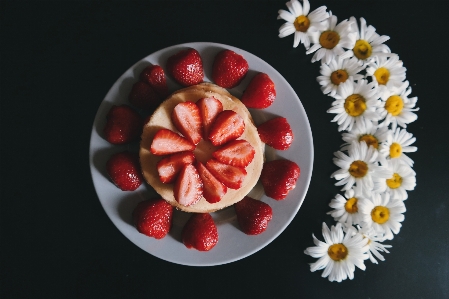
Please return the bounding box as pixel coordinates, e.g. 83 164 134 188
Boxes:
140 82 265 213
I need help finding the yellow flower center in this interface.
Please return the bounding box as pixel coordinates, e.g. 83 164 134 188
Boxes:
353 39 373 60
359 134 379 149
344 197 358 214
349 160 368 178
319 30 340 49
294 15 310 32
330 69 349 85
374 67 390 85
344 94 367 116
371 206 390 224
389 142 402 158
386 173 403 189
328 244 348 261
385 95 404 116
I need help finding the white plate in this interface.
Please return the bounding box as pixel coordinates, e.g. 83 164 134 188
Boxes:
89 42 313 266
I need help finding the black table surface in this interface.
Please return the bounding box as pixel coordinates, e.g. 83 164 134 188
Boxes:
2 1 448 298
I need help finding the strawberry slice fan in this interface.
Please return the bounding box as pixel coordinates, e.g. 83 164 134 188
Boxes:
90 42 313 266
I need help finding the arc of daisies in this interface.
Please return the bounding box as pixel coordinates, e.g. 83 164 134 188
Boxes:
275 0 419 283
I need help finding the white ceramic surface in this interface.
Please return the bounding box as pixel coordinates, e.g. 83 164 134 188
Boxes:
89 42 314 266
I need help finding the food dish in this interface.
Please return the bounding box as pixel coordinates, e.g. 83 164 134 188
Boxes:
140 82 265 213
89 42 314 266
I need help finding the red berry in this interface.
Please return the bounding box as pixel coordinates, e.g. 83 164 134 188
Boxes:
139 65 169 99
106 151 143 191
172 101 203 145
173 164 203 207
182 213 218 251
261 159 300 200
128 81 161 110
156 151 196 184
132 198 173 239
196 96 223 140
103 104 143 144
257 117 294 150
234 196 273 235
208 110 245 146
196 161 227 203
212 49 249 88
205 159 247 190
241 73 276 109
150 129 196 156
212 139 255 168
166 48 204 86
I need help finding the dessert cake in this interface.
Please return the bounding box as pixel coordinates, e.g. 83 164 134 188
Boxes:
140 82 265 213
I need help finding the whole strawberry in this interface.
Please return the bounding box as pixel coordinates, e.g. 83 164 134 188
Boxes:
212 49 249 88
234 196 272 235
139 65 170 99
128 81 161 111
241 73 276 109
106 151 143 191
103 104 143 144
132 198 173 239
167 48 204 86
182 213 218 251
261 159 300 200
257 117 294 150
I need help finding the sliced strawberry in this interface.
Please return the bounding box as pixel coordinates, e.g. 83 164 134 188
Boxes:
156 151 196 184
261 159 300 200
150 128 195 155
212 49 249 88
196 96 223 140
103 105 143 145
241 73 276 109
132 198 173 239
257 117 294 150
196 161 227 203
205 159 246 190
234 196 273 235
171 101 202 145
212 139 255 168
166 48 204 86
139 65 169 99
208 110 245 146
106 151 143 191
182 213 218 251
128 81 161 110
173 164 203 207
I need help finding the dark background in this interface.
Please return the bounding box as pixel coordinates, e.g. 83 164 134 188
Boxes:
1 0 448 298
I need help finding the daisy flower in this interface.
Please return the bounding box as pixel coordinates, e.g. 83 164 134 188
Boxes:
277 0 329 49
331 141 392 194
339 17 391 65
306 12 356 64
377 81 419 130
374 159 416 200
304 222 369 282
379 127 417 167
316 56 365 97
366 54 407 98
327 185 365 227
340 118 391 157
358 192 406 240
327 79 382 132
349 225 392 264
